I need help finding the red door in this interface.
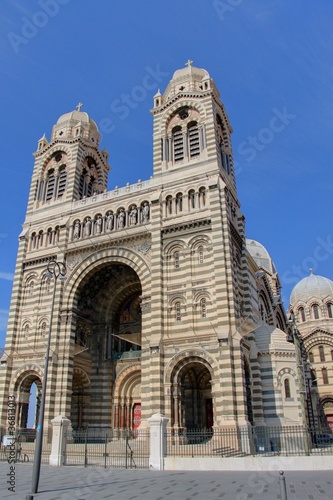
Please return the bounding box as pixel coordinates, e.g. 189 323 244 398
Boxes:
133 403 141 437
327 415 333 432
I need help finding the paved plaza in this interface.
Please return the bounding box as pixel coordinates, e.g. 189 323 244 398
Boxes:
0 463 333 500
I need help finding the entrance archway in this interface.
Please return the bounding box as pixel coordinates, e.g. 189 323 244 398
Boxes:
14 371 42 432
71 263 142 429
171 360 213 430
322 397 333 431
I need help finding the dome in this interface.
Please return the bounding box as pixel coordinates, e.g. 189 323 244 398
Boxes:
246 239 276 274
171 64 210 82
51 106 100 144
290 271 333 305
161 62 216 103
56 110 99 132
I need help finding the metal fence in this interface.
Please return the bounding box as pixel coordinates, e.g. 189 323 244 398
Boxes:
166 426 333 457
1 425 331 466
66 428 150 469
0 430 51 464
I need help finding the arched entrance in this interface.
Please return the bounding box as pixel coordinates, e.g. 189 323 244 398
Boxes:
113 367 141 434
14 372 42 432
71 263 142 429
70 368 91 429
171 359 213 430
322 397 333 431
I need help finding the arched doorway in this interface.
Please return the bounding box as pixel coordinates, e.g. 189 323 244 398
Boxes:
171 360 213 430
113 367 141 434
14 372 42 433
322 397 333 431
70 369 91 429
71 263 142 429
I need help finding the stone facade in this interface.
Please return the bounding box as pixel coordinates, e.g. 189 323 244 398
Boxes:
0 64 303 433
289 272 333 430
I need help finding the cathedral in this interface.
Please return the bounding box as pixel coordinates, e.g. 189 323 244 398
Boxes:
0 63 322 435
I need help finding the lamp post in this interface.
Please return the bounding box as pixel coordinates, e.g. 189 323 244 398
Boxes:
287 311 310 453
27 260 66 500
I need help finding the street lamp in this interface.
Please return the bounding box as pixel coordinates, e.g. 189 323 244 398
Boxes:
26 259 66 500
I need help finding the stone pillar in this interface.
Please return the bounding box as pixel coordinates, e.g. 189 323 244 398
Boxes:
49 415 71 466
148 413 169 470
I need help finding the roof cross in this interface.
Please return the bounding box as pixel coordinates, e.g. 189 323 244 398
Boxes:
76 102 83 112
185 59 193 67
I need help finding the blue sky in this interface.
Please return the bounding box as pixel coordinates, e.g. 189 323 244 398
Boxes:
0 1 333 348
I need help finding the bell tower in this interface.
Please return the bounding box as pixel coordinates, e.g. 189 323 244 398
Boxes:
27 106 110 217
151 60 237 199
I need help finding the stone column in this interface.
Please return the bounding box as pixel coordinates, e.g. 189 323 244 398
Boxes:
49 415 71 466
148 413 169 470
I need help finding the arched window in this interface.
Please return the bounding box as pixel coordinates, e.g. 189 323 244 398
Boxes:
175 193 183 213
327 303 333 318
319 345 325 362
37 230 43 249
198 246 204 264
78 170 86 198
188 121 200 158
322 367 329 385
198 187 206 207
47 228 53 246
24 324 30 339
284 378 291 399
200 297 207 318
57 167 67 198
309 351 314 363
276 312 284 330
175 302 181 321
172 126 184 162
45 170 55 200
45 278 51 294
41 322 47 338
298 307 306 322
188 189 195 210
312 304 320 319
166 195 173 215
174 251 180 269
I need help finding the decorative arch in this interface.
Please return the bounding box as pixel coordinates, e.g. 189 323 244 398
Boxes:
277 367 297 387
63 247 151 310
165 350 218 384
161 102 207 131
164 239 186 255
113 363 141 430
167 352 216 430
11 364 44 393
113 363 141 398
188 234 211 250
41 147 72 174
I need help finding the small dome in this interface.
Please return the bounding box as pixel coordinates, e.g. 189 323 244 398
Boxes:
162 62 214 103
171 64 210 82
246 239 276 274
51 107 100 144
290 271 333 305
57 110 99 132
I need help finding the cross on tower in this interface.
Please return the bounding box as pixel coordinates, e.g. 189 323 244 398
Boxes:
185 59 193 67
76 102 83 112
